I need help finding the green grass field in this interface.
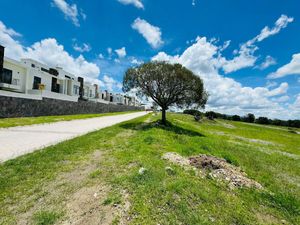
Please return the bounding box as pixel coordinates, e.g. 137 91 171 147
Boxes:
0 111 139 128
0 113 299 224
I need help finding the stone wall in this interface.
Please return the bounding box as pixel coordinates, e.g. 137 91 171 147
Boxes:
0 96 143 118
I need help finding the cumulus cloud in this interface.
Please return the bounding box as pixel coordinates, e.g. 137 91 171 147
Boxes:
52 0 85 27
0 20 100 85
268 53 300 79
152 36 296 119
101 75 123 91
115 47 127 58
118 0 144 9
0 21 24 59
73 42 91 53
272 95 290 103
131 58 144 65
221 15 293 74
132 18 164 49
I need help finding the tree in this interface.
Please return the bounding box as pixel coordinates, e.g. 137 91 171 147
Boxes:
256 117 270 125
123 62 208 124
232 115 241 121
242 113 255 123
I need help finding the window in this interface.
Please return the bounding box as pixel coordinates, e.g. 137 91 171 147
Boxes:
41 67 49 73
73 85 79 95
31 64 35 68
0 68 13 84
33 76 41 89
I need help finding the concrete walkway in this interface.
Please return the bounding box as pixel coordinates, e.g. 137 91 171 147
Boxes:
0 111 148 162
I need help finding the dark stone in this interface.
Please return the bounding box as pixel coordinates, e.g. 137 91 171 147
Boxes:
0 96 143 118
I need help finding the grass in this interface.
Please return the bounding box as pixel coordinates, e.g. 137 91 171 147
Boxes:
0 110 139 128
33 211 62 225
0 113 299 224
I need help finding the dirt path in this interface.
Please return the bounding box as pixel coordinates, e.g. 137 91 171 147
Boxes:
0 111 148 162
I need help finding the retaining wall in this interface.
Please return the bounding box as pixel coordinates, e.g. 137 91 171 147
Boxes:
0 96 142 118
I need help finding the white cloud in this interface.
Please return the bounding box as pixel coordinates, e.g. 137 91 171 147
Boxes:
132 18 164 49
98 53 104 59
0 21 100 85
118 0 144 9
52 0 85 27
253 15 294 42
265 82 288 97
107 47 112 56
131 58 143 65
221 15 293 74
293 94 300 107
265 81 278 89
257 55 277 70
115 47 127 58
0 21 24 59
101 75 122 91
152 36 297 119
272 95 290 103
268 53 300 79
26 39 100 83
221 44 257 73
73 42 91 53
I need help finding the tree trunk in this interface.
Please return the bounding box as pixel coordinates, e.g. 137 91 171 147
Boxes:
161 108 167 125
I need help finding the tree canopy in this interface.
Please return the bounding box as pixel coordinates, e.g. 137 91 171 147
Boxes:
123 62 208 124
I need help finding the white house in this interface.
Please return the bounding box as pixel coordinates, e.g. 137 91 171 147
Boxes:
0 56 28 93
0 45 141 106
20 59 81 102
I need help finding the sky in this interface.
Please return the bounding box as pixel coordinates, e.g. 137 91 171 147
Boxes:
0 0 300 119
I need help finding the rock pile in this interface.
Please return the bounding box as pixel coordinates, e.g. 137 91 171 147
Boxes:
163 152 263 190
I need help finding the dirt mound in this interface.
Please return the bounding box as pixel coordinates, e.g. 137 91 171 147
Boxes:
163 153 263 190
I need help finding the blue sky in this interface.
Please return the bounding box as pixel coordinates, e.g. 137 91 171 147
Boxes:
0 0 300 119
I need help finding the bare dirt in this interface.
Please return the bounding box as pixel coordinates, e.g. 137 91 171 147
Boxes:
14 150 131 225
163 152 263 190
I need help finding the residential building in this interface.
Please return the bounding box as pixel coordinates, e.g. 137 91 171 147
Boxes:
0 45 141 106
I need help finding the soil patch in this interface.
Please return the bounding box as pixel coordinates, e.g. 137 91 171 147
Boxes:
163 152 263 190
61 185 113 225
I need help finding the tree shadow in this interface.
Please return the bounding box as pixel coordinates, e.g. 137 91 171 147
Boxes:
120 120 205 137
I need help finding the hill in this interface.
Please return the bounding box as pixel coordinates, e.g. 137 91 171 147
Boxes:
0 113 299 224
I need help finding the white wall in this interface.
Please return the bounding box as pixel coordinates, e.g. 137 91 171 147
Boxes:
3 58 27 93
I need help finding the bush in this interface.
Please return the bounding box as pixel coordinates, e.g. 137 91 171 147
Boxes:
183 109 203 117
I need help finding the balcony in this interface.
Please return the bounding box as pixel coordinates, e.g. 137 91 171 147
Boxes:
0 79 21 92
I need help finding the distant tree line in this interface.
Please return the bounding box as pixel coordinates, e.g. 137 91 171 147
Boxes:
183 110 300 128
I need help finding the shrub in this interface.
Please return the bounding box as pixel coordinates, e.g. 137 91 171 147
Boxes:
183 109 203 117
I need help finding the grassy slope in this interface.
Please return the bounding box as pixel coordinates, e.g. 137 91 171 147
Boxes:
0 111 139 128
0 113 299 224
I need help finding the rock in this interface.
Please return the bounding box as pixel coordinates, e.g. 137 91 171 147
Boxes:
138 167 147 175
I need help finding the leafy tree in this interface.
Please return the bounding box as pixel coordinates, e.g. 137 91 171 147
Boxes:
183 109 203 117
256 117 270 125
232 115 241 121
242 113 255 123
205 111 217 120
123 62 208 124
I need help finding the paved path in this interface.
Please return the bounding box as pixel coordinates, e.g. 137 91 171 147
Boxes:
0 112 148 162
